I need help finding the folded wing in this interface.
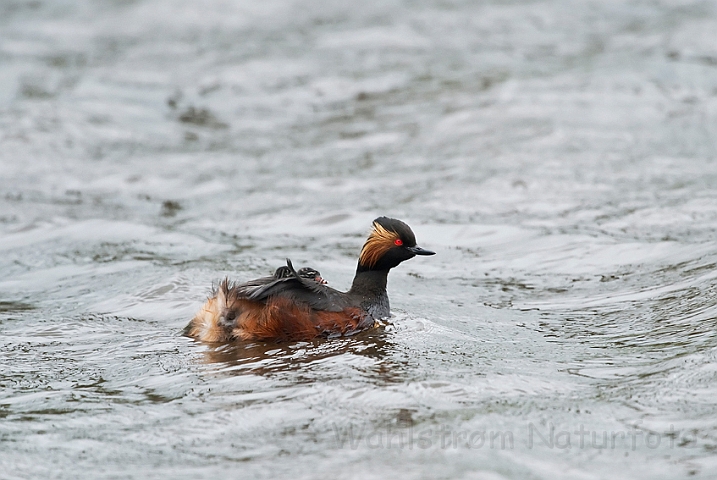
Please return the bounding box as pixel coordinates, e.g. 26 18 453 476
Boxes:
245 259 348 312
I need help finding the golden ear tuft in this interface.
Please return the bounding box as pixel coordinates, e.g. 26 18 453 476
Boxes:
359 221 400 267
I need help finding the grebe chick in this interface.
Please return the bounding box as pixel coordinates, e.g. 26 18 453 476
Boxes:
276 266 327 285
224 264 326 301
185 217 434 343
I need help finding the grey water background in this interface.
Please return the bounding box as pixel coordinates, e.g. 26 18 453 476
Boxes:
1 0 717 478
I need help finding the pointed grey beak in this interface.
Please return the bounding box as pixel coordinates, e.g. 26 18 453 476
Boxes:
406 245 435 256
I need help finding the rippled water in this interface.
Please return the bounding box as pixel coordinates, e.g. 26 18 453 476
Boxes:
2 0 717 478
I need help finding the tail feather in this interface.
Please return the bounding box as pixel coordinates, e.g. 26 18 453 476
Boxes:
183 278 237 343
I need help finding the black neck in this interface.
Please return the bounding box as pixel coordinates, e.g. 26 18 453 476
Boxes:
348 268 390 318
348 268 388 297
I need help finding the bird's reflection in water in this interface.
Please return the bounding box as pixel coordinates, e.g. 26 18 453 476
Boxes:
195 326 408 384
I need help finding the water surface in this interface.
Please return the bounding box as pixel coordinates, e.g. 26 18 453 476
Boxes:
2 1 717 478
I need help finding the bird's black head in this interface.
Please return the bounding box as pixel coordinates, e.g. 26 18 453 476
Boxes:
357 217 435 272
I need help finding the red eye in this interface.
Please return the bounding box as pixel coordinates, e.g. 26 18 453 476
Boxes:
394 239 403 246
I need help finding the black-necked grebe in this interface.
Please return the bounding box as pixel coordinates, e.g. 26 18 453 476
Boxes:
185 217 435 342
